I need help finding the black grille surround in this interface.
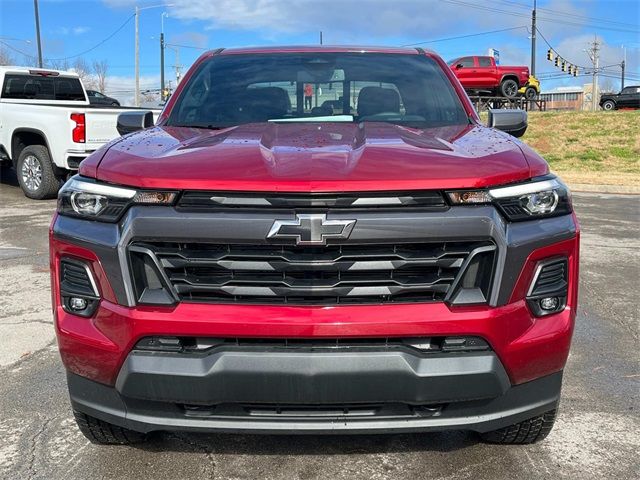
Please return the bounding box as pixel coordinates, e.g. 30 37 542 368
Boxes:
128 240 496 306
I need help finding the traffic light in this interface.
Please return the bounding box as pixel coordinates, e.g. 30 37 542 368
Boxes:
547 49 553 61
573 67 579 77
554 57 560 67
567 64 573 75
561 61 566 72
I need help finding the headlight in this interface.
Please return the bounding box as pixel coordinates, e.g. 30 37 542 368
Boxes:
58 176 177 222
447 177 572 221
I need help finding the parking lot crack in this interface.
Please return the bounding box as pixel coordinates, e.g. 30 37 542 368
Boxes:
26 415 56 480
168 433 217 478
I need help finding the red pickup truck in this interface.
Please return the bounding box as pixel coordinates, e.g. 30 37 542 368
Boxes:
448 55 530 98
51 46 578 446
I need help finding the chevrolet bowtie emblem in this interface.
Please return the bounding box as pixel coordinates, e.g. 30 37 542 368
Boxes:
267 214 356 245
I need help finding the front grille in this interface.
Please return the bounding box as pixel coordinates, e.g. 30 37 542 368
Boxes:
130 241 495 305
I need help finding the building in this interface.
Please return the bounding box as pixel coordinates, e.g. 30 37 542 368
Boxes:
539 86 585 111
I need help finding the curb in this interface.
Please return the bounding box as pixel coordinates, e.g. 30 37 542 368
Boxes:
567 183 640 195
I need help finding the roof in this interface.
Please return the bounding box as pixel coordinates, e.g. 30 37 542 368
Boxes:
0 65 79 77
217 45 429 56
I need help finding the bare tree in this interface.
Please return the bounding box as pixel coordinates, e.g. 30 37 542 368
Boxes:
48 58 70 71
92 60 108 93
0 46 15 66
600 77 615 94
73 58 96 89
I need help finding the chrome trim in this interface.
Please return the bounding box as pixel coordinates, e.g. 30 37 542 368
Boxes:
82 262 101 298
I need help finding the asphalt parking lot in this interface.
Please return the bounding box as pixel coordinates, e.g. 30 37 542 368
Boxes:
0 168 638 480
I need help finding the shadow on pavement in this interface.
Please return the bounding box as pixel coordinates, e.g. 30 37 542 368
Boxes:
0 164 19 187
134 430 479 455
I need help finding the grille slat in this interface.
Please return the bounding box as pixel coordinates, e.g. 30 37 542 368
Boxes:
131 241 493 305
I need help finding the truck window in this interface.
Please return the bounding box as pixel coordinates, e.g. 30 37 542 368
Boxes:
1 74 86 101
167 53 469 129
478 57 493 67
456 57 475 67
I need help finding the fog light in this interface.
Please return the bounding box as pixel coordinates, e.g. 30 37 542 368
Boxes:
69 297 88 311
540 297 560 311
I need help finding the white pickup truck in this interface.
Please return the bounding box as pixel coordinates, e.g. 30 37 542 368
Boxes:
0 66 158 199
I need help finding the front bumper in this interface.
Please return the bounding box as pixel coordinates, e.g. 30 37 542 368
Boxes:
51 202 579 434
69 349 563 434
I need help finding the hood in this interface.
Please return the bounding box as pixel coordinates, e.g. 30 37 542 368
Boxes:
81 122 541 192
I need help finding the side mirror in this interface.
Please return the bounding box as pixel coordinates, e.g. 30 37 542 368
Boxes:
456 63 464 69
487 109 528 138
117 111 154 136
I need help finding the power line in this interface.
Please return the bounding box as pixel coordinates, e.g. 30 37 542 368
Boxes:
439 0 639 34
536 27 590 70
165 43 207 50
401 26 527 46
47 14 135 61
0 40 37 59
495 0 640 29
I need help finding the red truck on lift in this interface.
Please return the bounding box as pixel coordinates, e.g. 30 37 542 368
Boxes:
50 45 579 446
448 55 531 98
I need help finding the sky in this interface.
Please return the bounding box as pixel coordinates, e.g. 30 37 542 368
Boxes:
0 0 638 105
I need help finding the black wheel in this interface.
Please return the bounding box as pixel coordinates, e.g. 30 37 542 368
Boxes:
602 100 616 111
16 145 61 199
500 79 519 98
73 410 146 445
524 86 537 100
111 102 119 107
480 409 556 444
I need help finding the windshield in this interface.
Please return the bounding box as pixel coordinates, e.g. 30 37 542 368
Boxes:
166 52 469 129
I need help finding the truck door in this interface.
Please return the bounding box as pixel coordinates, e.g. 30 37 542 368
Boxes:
619 87 640 108
476 56 496 89
452 57 477 88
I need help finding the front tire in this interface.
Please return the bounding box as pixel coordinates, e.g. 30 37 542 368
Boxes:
16 145 60 199
602 100 616 111
73 410 147 445
479 409 557 444
500 79 519 98
524 86 537 100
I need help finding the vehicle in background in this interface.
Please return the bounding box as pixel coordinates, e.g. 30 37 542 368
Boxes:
51 46 579 446
448 56 530 98
0 66 158 199
86 89 121 107
599 85 640 110
518 76 540 100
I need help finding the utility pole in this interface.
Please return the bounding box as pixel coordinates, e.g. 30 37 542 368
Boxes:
166 45 181 85
135 5 140 106
320 31 323 45
621 46 626 89
160 12 168 101
586 36 600 111
33 0 43 67
530 0 536 76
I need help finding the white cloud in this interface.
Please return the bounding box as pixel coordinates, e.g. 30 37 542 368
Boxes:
54 25 90 36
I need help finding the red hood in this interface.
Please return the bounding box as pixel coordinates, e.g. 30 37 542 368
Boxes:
81 122 544 192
